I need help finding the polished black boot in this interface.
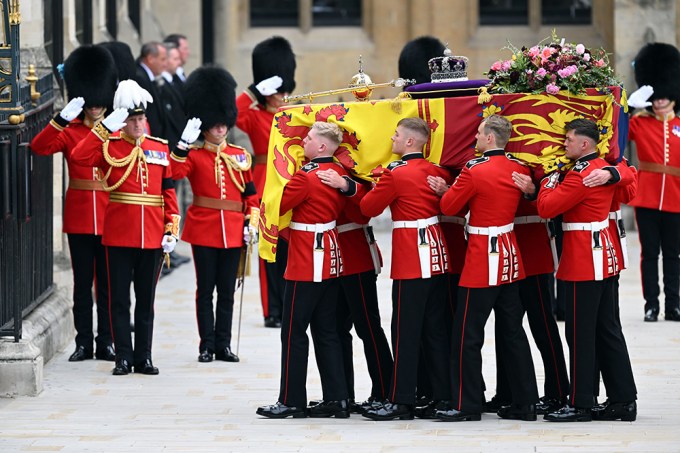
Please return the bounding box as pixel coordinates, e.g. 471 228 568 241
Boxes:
498 403 537 421
591 401 637 421
362 402 414 421
665 307 680 321
68 346 93 362
536 396 566 415
264 316 282 328
215 346 239 362
198 350 213 363
544 404 592 422
484 395 511 413
256 402 307 419
435 401 482 422
644 308 659 322
134 358 159 375
112 359 131 376
308 399 350 418
95 344 116 361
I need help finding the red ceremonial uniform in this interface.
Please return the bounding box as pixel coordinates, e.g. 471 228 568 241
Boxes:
71 125 179 248
440 149 527 288
236 90 273 196
337 191 381 276
537 153 618 281
170 141 258 248
361 153 449 279
608 160 638 271
30 115 108 235
280 156 349 282
514 198 555 277
629 112 680 212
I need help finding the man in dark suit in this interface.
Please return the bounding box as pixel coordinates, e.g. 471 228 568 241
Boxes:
134 41 168 139
159 43 185 151
164 33 190 85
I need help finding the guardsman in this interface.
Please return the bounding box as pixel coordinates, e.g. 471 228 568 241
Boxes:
71 80 181 376
171 66 259 363
256 122 350 419
538 118 637 422
360 117 451 421
30 45 117 363
435 114 539 422
236 36 296 328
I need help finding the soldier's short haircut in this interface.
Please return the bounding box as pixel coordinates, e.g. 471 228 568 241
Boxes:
482 115 512 147
312 122 343 147
140 41 163 59
164 33 187 46
564 118 600 144
397 117 430 143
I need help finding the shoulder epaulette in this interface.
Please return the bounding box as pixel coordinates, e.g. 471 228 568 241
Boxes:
573 161 590 173
228 143 247 152
466 156 489 169
144 134 169 145
633 110 655 118
387 160 406 171
301 162 319 173
506 154 527 166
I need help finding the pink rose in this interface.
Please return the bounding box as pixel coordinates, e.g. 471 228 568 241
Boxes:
594 59 605 67
501 60 512 71
576 44 586 55
535 68 547 79
546 83 560 95
491 60 502 71
583 53 590 62
528 46 540 57
541 46 553 59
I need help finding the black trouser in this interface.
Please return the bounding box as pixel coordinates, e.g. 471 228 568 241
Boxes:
336 270 393 400
192 245 241 353
260 237 288 320
561 277 637 408
279 279 348 407
389 275 451 405
105 246 163 365
67 233 111 351
495 274 569 401
635 207 680 313
452 282 538 413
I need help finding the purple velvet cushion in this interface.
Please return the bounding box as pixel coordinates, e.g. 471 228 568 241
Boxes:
405 79 490 98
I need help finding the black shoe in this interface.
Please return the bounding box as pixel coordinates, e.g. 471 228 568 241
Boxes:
544 404 592 422
95 345 116 361
348 399 364 414
134 358 159 375
112 359 131 376
198 350 213 363
644 308 659 322
498 403 537 421
591 400 637 421
256 402 307 419
363 402 414 421
415 400 447 419
215 347 240 362
356 396 383 414
665 307 680 321
264 316 282 328
483 395 511 413
308 399 350 418
435 402 482 422
68 346 93 362
414 395 431 408
536 396 566 415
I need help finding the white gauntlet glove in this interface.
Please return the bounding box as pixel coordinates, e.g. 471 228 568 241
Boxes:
102 108 129 133
161 234 177 253
178 117 202 148
60 97 85 122
627 85 654 109
256 75 283 96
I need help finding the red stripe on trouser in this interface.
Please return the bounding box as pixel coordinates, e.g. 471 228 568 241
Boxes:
259 258 269 317
571 282 577 406
358 274 386 398
105 247 115 348
283 282 297 404
457 288 471 411
536 275 565 399
390 281 402 401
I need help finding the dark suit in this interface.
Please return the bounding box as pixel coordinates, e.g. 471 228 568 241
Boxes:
133 64 167 139
159 76 185 150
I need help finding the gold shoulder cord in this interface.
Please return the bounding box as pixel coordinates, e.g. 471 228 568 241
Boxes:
215 151 252 193
98 141 148 192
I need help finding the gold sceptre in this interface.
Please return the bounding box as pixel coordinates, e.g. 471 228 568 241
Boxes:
284 55 415 103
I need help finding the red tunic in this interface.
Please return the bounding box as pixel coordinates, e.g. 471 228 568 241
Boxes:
514 198 554 277
608 160 638 271
71 126 179 248
236 90 274 196
537 153 618 281
337 185 382 276
30 116 108 235
171 141 258 248
629 112 680 212
280 157 349 282
435 167 467 275
441 149 527 288
361 153 449 280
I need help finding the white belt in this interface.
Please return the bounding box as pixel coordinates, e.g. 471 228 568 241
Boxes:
609 209 629 269
393 215 439 278
393 215 439 229
337 222 363 233
440 215 466 226
562 218 608 280
289 220 337 282
338 222 382 275
513 215 545 225
466 222 514 286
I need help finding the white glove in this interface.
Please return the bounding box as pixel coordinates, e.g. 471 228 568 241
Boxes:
161 234 177 253
179 117 202 147
255 75 283 96
627 85 654 109
243 225 258 245
60 97 85 122
102 108 129 133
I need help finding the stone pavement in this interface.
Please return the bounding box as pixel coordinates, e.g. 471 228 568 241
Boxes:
1 229 680 452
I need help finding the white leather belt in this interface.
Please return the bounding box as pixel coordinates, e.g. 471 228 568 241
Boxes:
609 209 628 269
392 215 439 229
393 215 439 278
466 222 514 286
513 215 545 225
337 222 363 233
562 218 608 280
338 222 382 275
289 220 337 282
440 215 466 226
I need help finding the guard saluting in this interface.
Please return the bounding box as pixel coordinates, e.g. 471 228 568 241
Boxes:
71 80 181 376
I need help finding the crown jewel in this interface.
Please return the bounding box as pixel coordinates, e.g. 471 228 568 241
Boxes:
428 46 469 83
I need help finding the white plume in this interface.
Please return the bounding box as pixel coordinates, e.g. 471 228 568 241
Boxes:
113 79 154 110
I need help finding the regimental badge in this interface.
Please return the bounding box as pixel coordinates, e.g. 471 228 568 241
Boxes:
387 160 406 171
466 156 489 169
144 150 169 166
673 125 680 137
301 162 319 173
573 161 589 172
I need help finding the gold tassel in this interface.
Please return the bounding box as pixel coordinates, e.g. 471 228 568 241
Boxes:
390 91 411 114
477 86 492 105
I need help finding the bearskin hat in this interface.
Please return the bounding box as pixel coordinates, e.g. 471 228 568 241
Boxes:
184 65 238 130
63 45 117 108
252 36 296 94
97 41 138 82
399 36 446 85
634 42 680 104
